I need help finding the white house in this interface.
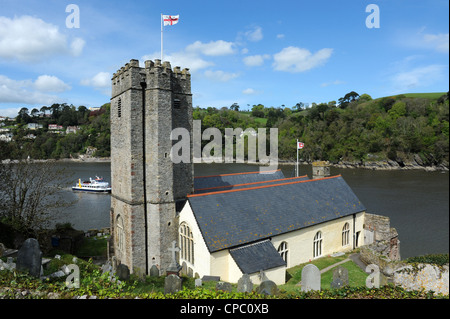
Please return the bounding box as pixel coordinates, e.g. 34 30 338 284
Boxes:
178 170 366 285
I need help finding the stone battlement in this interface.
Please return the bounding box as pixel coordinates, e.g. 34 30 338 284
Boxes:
111 59 190 99
112 59 190 79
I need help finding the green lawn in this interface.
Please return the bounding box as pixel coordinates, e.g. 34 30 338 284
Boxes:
280 253 368 292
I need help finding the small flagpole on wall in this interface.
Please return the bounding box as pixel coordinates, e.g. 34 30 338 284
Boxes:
161 13 163 61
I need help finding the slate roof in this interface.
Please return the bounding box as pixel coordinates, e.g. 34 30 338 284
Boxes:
229 240 286 274
194 174 309 194
194 169 285 193
187 175 366 253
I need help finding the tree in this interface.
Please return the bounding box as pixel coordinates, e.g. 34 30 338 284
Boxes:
338 91 360 109
0 161 74 236
229 103 240 111
16 107 31 124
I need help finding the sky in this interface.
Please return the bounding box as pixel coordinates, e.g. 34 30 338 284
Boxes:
0 0 448 117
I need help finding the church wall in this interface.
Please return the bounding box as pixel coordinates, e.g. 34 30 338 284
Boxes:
271 212 365 268
178 201 211 279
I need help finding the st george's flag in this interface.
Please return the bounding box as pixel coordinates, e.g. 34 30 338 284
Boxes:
163 15 179 26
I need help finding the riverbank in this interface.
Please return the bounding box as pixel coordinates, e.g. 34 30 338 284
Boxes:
3 156 448 172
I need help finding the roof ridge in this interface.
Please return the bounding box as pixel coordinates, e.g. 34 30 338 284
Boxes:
188 174 342 198
194 169 281 179
195 175 308 192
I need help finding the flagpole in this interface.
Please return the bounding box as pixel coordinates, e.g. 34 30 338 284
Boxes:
161 13 163 61
296 139 299 177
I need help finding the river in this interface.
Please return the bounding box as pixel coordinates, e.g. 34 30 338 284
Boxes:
54 161 449 259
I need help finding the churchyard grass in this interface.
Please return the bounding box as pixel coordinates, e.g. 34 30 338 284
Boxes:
281 253 367 292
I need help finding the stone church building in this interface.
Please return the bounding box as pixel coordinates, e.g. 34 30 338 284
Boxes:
109 59 384 285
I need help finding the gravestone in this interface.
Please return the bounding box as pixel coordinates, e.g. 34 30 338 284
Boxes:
166 240 181 275
256 280 278 296
150 264 160 277
116 263 130 281
237 274 253 293
16 238 42 278
216 281 232 292
165 274 182 294
101 260 112 274
300 264 321 292
331 266 349 289
195 278 202 287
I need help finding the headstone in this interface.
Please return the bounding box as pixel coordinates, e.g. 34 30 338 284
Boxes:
195 278 202 287
101 260 112 274
150 264 160 277
237 274 253 293
202 275 220 282
0 243 6 257
216 281 232 292
256 280 278 296
116 264 130 281
330 266 349 289
16 238 42 278
164 274 182 294
300 264 321 292
166 240 181 275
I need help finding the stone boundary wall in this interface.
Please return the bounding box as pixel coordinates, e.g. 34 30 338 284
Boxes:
393 263 449 296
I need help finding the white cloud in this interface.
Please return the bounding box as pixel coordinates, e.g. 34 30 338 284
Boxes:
204 70 240 82
276 34 285 39
243 54 270 67
0 15 85 62
81 72 111 88
186 40 235 56
244 26 263 42
390 64 446 92
242 88 260 95
70 37 86 57
35 75 71 92
0 75 61 105
142 51 214 73
422 33 449 53
273 46 333 73
321 80 345 87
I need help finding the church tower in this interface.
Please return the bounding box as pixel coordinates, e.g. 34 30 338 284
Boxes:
110 59 193 275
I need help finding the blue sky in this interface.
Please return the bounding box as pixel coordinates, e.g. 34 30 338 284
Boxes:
0 0 448 117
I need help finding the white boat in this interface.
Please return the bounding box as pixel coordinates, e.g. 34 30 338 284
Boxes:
72 176 111 193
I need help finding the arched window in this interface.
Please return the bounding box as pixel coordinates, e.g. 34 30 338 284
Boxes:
342 223 350 246
116 215 125 254
179 223 194 265
117 98 122 118
277 241 288 265
313 231 322 258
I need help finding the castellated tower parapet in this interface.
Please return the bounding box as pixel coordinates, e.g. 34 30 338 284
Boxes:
110 59 193 276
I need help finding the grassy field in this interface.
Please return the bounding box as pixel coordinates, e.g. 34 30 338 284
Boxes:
395 92 446 100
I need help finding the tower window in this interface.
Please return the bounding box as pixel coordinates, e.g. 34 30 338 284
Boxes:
173 99 181 109
118 98 122 118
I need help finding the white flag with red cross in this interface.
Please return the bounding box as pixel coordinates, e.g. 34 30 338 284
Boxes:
163 15 179 26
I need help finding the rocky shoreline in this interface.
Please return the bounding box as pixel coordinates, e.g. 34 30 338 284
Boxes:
2 156 448 172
